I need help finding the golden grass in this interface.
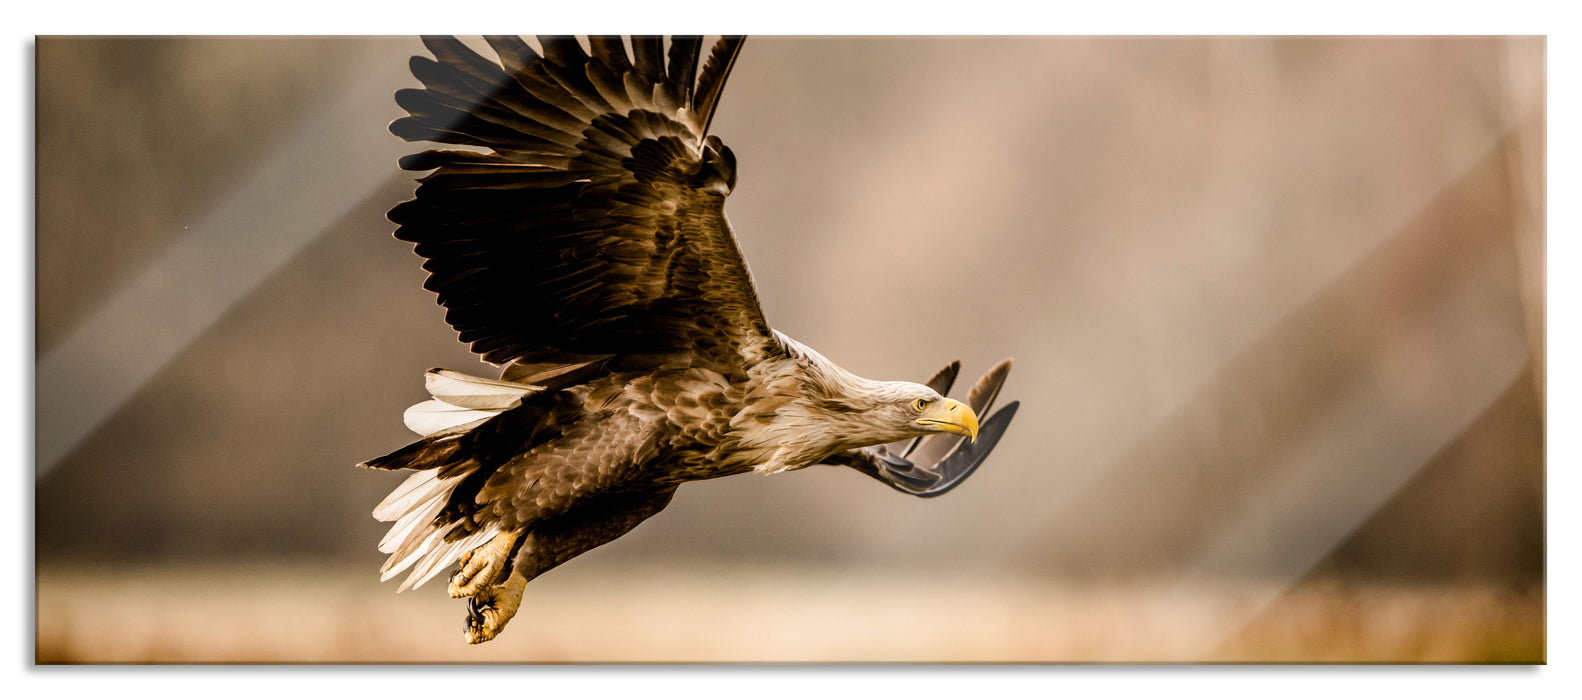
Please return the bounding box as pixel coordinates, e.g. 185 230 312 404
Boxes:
35 561 1542 664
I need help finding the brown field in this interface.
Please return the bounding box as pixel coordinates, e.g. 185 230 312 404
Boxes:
35 561 1542 664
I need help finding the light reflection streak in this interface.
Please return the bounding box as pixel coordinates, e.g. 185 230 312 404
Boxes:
36 63 405 476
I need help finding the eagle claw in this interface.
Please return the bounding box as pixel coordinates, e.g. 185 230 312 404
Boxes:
449 531 520 599
462 569 528 645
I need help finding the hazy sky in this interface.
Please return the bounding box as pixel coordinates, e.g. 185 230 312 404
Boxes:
35 37 1542 594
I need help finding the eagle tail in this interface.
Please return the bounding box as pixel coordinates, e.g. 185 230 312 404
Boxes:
361 368 540 590
371 464 502 592
365 432 500 591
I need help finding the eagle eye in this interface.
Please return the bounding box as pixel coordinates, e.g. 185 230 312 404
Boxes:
912 398 930 412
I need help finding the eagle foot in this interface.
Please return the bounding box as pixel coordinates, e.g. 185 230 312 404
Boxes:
448 530 520 599
463 569 527 645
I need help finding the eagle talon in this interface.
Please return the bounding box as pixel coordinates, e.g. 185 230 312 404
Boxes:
465 598 483 632
448 531 520 599
462 569 528 645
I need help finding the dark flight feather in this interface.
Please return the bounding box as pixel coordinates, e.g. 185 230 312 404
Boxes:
389 36 771 370
691 36 744 135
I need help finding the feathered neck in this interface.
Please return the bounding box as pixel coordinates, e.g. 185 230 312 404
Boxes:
739 332 925 473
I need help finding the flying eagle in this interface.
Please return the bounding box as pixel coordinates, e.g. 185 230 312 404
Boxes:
362 35 1020 644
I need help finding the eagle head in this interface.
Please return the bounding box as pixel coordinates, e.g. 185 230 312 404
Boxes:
750 332 982 473
821 380 980 445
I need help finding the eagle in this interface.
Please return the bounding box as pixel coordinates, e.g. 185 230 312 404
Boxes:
361 35 1020 645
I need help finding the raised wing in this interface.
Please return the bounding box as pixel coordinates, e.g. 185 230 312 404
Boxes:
388 36 768 374
825 359 1019 497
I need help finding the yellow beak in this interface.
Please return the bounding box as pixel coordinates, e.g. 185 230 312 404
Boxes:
916 397 980 441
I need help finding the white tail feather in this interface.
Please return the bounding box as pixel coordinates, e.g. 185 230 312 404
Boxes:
402 400 498 437
379 477 464 575
381 530 443 583
373 468 440 521
424 368 539 409
377 487 449 553
400 368 543 437
372 368 531 592
374 459 502 592
398 527 499 592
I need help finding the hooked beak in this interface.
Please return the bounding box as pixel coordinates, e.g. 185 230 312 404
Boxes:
916 397 979 441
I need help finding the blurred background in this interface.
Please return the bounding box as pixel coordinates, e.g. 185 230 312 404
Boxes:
34 36 1544 663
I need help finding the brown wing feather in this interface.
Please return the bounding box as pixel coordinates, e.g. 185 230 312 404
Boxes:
388 36 768 374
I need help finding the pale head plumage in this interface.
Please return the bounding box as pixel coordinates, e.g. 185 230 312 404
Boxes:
742 333 976 473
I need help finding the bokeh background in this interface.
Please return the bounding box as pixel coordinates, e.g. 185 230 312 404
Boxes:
34 36 1544 663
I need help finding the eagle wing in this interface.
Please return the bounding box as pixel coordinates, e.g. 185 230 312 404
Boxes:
825 359 1021 497
388 36 767 374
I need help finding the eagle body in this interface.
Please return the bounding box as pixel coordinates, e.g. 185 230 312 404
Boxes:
364 35 1020 644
